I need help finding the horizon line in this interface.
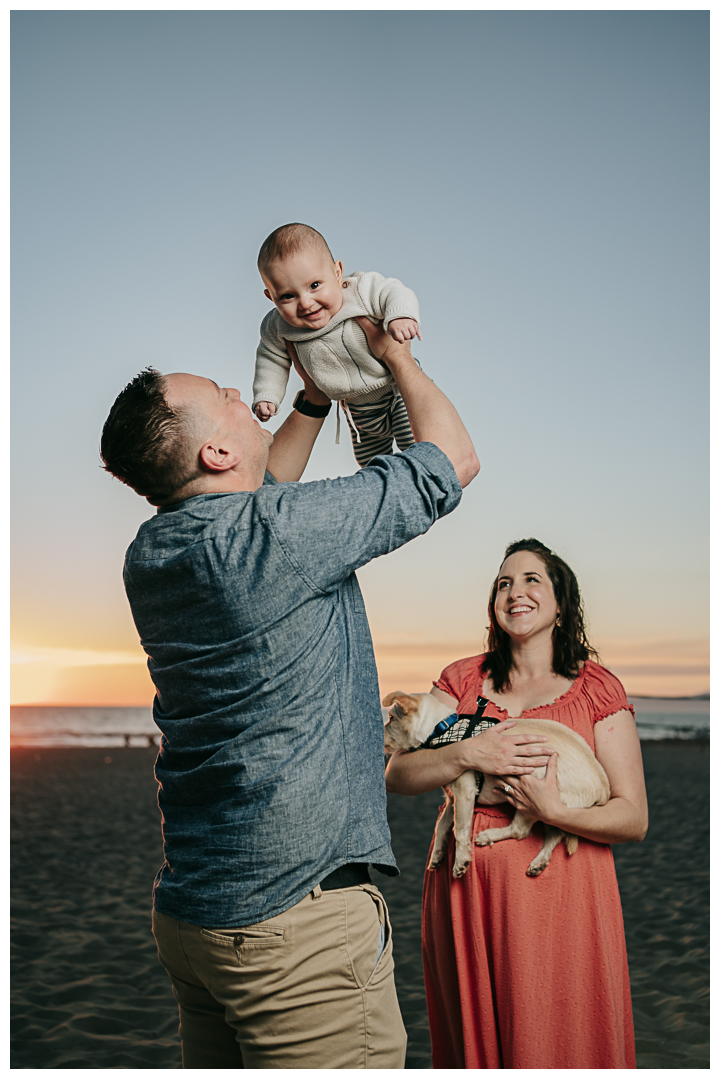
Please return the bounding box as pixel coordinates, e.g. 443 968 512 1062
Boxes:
10 691 711 708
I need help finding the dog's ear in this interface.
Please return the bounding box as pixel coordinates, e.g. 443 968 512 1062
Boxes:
389 701 406 722
381 691 407 709
381 692 418 721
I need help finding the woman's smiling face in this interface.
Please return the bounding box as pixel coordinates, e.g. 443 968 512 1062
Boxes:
494 550 559 643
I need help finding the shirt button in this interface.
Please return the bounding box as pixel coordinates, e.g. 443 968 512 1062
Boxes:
234 934 245 945
342 281 348 288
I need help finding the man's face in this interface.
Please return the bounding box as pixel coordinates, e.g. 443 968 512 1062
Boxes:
163 373 273 472
261 248 345 330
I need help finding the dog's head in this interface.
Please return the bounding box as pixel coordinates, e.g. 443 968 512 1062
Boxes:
382 691 453 752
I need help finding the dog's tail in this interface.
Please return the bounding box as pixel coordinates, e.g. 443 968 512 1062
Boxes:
564 833 579 856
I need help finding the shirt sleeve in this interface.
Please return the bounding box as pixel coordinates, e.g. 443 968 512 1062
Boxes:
260 443 461 594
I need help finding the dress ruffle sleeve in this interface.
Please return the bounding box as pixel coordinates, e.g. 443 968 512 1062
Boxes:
577 660 635 723
433 654 485 705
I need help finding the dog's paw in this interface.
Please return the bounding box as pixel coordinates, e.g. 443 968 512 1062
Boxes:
526 863 546 877
452 842 472 877
474 833 494 847
428 854 446 870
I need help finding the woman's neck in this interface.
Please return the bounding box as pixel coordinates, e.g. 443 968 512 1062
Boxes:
484 634 574 714
508 635 554 680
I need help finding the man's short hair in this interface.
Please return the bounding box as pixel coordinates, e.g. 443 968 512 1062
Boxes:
257 223 333 273
100 368 201 505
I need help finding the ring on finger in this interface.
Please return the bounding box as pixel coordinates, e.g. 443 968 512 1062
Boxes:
503 784 512 794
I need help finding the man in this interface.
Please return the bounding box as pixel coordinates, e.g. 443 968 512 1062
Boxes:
100 318 479 1069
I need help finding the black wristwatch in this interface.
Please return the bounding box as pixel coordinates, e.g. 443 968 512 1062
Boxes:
293 389 332 418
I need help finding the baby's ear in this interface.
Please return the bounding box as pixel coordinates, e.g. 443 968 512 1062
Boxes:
264 288 272 301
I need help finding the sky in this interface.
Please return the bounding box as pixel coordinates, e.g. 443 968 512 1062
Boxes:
11 9 709 705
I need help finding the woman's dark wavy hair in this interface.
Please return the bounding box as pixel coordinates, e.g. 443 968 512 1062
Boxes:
484 539 598 693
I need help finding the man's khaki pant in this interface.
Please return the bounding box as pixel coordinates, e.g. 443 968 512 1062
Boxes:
152 883 407 1069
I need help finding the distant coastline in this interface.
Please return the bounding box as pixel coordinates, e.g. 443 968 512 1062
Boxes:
628 692 710 701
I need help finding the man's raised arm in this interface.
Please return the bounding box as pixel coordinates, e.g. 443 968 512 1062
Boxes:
266 344 331 483
356 318 480 488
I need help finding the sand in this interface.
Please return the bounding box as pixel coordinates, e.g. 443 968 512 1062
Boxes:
11 741 708 1069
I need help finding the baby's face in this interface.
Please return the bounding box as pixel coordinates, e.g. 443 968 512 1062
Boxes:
262 248 345 330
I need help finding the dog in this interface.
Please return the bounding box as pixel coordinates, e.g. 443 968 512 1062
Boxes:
382 691 610 878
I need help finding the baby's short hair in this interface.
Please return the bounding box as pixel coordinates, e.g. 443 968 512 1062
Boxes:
258 223 333 272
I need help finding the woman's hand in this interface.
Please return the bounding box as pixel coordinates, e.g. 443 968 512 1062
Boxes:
496 752 565 822
495 710 649 844
385 721 551 797
458 720 551 776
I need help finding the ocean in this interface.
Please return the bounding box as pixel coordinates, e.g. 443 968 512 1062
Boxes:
10 696 710 748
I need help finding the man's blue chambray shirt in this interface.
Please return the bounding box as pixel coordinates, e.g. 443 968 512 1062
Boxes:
123 443 461 928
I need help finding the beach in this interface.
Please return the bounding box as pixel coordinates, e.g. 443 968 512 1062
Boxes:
11 741 708 1069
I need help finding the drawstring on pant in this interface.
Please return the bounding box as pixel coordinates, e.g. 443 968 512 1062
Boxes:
340 400 362 446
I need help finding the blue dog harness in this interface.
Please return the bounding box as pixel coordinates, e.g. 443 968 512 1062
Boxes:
421 697 498 792
421 696 496 748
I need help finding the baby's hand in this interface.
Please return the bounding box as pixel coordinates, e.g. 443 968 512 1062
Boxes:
255 401 276 422
388 318 422 343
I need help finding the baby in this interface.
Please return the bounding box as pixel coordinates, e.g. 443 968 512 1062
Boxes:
253 223 422 468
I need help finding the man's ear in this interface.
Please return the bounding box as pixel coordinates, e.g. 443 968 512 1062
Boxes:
199 441 242 473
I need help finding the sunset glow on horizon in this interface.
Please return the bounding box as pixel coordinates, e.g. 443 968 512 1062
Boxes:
10 634 710 708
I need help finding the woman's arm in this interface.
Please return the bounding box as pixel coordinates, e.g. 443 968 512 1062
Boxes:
498 709 648 844
385 687 552 795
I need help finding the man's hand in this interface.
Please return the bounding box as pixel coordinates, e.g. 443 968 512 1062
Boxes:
388 318 422 343
355 317 413 367
287 341 331 407
255 401 276 422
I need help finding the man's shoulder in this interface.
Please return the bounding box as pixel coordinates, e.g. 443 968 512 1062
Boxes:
125 491 271 563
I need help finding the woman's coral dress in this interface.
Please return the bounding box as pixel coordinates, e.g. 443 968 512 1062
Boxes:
422 656 636 1069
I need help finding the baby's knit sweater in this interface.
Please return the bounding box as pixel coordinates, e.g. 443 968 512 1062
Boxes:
252 271 420 413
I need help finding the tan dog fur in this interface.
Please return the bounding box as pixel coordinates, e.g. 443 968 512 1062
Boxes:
383 691 610 878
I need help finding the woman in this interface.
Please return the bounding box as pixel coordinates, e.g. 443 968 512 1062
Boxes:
385 539 648 1069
